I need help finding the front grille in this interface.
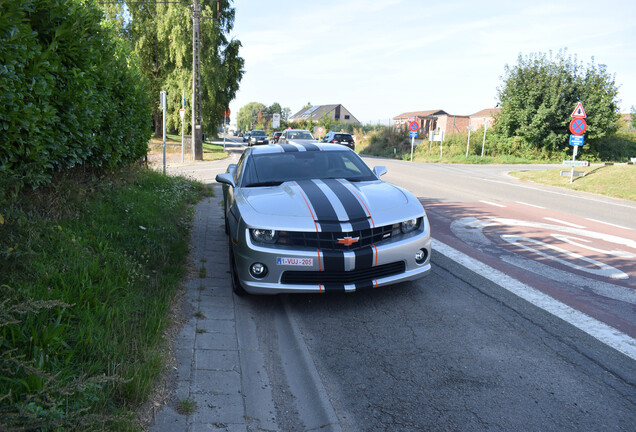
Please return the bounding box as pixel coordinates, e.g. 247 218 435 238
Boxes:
277 224 398 251
281 261 405 285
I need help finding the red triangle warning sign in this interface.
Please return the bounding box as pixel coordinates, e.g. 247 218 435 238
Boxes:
571 102 586 118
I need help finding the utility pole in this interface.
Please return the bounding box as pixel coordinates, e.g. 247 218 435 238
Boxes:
191 0 203 160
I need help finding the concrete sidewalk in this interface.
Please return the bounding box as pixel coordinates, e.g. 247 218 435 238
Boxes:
150 185 249 432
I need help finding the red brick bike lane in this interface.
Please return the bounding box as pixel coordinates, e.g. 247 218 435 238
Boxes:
422 198 636 338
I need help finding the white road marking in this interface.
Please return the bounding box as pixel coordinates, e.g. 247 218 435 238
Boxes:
586 218 633 231
516 201 545 209
479 200 507 208
543 217 586 229
487 217 636 250
432 239 636 361
551 234 636 259
501 235 629 280
483 178 636 210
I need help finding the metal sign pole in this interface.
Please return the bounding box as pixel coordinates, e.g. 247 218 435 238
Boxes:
410 136 414 162
181 90 185 163
161 90 167 175
570 145 578 184
481 121 487 157
466 127 472 157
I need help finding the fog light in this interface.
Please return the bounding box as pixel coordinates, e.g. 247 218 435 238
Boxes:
250 263 268 278
415 249 428 264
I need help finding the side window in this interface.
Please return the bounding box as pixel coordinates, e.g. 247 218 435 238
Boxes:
234 151 247 184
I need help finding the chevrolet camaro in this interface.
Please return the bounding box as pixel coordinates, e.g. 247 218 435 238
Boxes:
216 140 431 295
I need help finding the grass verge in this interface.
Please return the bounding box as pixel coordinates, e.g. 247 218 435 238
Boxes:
0 166 209 430
147 136 227 162
509 164 636 201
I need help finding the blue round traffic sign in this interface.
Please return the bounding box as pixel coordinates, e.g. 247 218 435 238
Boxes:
569 118 587 135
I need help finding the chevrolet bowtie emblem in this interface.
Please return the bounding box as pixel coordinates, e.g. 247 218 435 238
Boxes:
337 236 359 246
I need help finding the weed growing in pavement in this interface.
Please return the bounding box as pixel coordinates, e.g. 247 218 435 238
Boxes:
176 398 197 415
0 166 208 430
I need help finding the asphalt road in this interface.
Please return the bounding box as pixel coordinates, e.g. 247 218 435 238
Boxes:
161 141 635 431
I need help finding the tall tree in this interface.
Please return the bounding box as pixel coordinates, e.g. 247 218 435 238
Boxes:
496 50 620 155
237 102 266 131
126 0 244 136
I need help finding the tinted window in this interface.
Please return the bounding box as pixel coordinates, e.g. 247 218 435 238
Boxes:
241 151 376 187
288 131 314 140
251 130 266 137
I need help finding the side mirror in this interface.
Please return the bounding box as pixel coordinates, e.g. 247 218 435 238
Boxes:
373 166 387 178
215 173 236 187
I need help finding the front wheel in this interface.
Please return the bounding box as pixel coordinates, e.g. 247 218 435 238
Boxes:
228 237 248 296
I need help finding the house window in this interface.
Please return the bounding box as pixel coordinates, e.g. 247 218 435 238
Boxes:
335 115 340 120
344 115 350 120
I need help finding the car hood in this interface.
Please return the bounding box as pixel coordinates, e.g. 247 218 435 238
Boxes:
237 179 423 231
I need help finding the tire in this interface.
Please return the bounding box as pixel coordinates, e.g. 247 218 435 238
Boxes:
228 237 248 296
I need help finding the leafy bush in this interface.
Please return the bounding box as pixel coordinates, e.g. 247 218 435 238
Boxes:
0 0 152 190
359 127 411 158
496 50 620 154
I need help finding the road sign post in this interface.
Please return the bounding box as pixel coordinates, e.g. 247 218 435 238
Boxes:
409 130 418 161
565 102 588 183
466 125 472 157
180 90 185 162
409 121 418 162
160 90 167 174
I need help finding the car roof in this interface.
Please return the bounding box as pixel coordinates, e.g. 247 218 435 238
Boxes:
248 142 351 155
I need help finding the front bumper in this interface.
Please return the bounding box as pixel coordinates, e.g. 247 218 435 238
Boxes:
233 226 431 294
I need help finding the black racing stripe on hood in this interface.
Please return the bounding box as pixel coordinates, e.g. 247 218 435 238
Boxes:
321 179 371 231
298 142 321 151
296 180 341 232
354 246 374 270
323 250 345 272
279 144 299 152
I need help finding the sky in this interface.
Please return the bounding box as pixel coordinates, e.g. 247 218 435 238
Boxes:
227 0 636 125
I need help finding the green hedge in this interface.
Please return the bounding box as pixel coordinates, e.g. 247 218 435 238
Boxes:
0 0 152 188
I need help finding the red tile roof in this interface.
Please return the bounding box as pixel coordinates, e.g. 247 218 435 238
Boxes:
470 108 501 118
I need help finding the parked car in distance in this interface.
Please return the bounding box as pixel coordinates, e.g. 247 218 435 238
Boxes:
277 129 316 145
249 130 269 146
321 132 355 150
242 132 250 142
215 144 432 295
272 131 282 143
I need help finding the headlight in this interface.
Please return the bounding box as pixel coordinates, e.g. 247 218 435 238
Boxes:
401 218 420 234
250 229 279 244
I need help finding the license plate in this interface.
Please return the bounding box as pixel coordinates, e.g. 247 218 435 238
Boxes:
277 257 313 266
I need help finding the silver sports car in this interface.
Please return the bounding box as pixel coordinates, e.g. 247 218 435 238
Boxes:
216 141 431 295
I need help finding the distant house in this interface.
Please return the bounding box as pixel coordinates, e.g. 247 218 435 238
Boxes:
393 108 501 137
289 104 360 125
393 110 469 136
469 108 500 130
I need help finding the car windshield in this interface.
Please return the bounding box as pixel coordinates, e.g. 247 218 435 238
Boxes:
252 130 266 136
287 131 314 140
241 151 377 187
